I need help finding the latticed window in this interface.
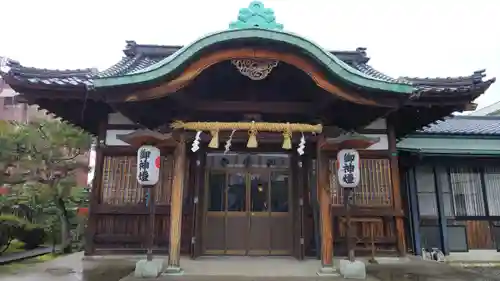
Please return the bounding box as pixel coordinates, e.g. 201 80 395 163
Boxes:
484 166 500 216
329 158 392 206
100 155 174 205
414 164 488 217
414 165 438 217
449 166 485 216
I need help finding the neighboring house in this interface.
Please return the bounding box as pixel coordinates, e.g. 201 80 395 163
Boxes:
398 115 500 261
0 81 28 122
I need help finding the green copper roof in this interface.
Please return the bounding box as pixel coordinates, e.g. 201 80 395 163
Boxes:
397 136 500 155
93 2 414 94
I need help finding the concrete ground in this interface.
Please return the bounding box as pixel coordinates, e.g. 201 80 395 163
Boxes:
2 252 500 281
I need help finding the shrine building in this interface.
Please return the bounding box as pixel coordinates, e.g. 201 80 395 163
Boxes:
1 1 495 270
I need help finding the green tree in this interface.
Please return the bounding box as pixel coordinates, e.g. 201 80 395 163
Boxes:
0 121 31 186
8 119 91 253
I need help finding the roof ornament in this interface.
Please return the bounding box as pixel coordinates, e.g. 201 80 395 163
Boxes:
231 59 278 80
229 1 284 31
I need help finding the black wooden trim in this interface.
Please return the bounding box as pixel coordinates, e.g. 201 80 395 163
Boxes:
356 128 387 134
433 166 449 255
414 156 500 166
106 124 143 130
451 216 499 221
480 167 491 217
407 167 421 255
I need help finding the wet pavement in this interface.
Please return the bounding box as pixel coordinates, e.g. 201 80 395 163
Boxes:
367 262 500 281
0 252 135 281
2 252 500 281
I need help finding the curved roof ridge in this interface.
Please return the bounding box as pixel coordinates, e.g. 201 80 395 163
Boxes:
93 28 414 94
121 40 371 65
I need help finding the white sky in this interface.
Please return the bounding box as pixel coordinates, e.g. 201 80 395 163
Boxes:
1 0 499 109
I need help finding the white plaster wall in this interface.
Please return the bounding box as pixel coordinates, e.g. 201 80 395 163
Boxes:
105 129 135 146
108 112 135 125
363 118 387 130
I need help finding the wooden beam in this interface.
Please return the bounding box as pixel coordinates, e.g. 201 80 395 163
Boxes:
387 118 406 256
188 101 316 114
84 121 106 256
464 102 478 111
317 136 334 267
122 48 393 107
166 133 187 272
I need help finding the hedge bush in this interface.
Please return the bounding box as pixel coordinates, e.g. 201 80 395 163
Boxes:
0 214 24 252
0 214 47 250
15 224 47 249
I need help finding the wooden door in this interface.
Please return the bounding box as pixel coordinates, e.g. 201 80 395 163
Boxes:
269 169 293 255
203 169 247 255
203 153 294 256
203 170 226 254
248 169 271 255
225 170 248 254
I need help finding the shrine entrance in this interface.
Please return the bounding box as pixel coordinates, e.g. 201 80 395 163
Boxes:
202 153 294 255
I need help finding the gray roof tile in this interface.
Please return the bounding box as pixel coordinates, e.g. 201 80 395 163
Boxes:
419 116 500 136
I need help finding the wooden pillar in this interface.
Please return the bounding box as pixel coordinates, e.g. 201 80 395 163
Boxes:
166 133 186 272
317 136 334 269
84 121 106 256
387 120 406 256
